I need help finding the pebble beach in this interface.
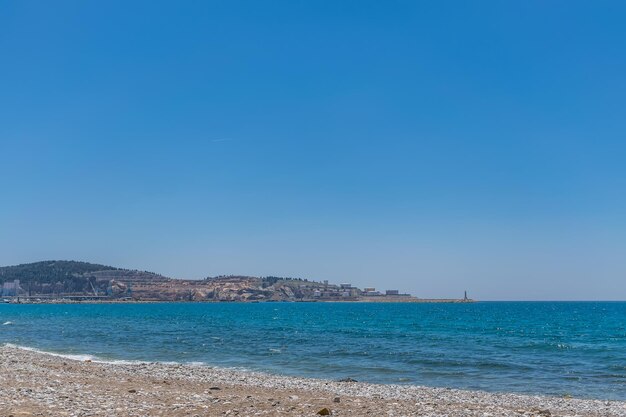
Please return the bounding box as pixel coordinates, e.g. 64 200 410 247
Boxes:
1 345 624 417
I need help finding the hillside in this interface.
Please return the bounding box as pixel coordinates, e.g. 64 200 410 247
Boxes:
0 260 118 282
0 261 444 302
0 261 169 298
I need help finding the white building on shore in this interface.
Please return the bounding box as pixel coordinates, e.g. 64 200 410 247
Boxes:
1 280 21 297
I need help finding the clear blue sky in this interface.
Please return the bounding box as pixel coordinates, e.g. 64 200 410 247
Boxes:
1 1 625 300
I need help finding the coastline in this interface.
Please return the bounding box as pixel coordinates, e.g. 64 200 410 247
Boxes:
2 297 474 304
1 345 624 416
0 298 477 304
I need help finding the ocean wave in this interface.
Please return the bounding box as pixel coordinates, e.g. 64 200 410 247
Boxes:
4 343 216 369
2 343 151 365
186 361 209 367
4 343 101 362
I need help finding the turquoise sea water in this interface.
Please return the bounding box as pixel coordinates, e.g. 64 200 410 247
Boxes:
0 302 624 400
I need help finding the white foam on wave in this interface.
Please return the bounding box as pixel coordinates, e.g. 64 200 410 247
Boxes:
3 343 156 365
4 343 100 362
2 321 13 325
186 361 208 367
3 343 213 368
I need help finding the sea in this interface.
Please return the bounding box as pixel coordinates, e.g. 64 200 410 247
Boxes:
1 301 624 401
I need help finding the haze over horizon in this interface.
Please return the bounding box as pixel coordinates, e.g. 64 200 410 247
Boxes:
1 1 625 301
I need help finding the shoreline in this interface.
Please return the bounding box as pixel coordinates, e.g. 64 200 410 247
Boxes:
2 297 474 305
1 345 624 416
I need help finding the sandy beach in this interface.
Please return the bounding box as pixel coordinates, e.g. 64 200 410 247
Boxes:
1 345 624 417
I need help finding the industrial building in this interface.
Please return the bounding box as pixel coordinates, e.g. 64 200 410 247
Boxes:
1 280 21 297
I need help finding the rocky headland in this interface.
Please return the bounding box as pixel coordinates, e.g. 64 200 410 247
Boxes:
1 261 471 303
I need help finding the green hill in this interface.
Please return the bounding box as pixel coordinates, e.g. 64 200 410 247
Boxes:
0 261 176 298
0 260 118 284
0 261 119 296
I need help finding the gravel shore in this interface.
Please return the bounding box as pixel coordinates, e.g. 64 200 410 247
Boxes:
1 345 624 417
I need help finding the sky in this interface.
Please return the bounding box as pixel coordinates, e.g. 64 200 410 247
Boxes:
1 1 625 300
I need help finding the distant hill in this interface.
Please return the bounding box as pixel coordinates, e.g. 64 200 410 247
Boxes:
0 261 117 284
0 260 446 303
0 261 168 297
0 260 351 301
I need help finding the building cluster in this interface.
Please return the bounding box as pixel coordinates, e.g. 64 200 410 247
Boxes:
360 287 406 297
306 283 360 299
295 281 409 300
